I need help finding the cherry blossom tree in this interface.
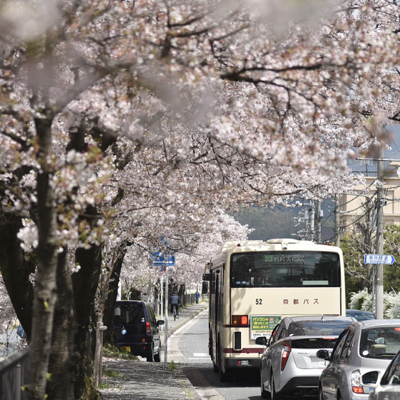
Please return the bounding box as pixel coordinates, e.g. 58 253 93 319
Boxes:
1 0 400 399
118 211 252 298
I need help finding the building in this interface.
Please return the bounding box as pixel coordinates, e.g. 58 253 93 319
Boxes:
338 163 400 234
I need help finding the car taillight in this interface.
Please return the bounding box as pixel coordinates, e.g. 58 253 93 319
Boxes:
232 315 249 327
281 341 291 371
351 369 363 393
146 322 151 334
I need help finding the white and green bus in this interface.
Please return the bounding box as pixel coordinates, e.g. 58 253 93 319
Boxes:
203 239 346 381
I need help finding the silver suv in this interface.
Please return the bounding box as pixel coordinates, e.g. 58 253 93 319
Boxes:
318 320 400 400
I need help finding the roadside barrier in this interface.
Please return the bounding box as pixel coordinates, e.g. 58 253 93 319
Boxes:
0 347 29 400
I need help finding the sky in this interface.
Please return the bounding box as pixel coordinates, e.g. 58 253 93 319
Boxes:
348 125 400 176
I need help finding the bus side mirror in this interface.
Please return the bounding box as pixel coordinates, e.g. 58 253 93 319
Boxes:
202 281 209 294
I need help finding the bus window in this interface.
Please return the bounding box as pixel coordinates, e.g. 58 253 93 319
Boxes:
230 251 340 288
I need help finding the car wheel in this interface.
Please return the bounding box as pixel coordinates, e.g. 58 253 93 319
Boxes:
261 369 271 399
271 374 283 400
146 345 155 362
319 386 324 400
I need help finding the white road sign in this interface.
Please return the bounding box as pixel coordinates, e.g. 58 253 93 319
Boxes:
364 254 395 265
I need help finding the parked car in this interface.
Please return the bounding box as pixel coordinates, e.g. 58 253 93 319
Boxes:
369 349 400 400
318 319 400 400
113 300 164 362
346 309 376 322
255 315 355 399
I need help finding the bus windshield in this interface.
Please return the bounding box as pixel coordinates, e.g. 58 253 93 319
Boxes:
230 251 340 288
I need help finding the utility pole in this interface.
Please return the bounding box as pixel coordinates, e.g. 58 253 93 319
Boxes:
315 200 322 243
309 204 315 241
164 264 169 363
375 146 384 319
303 208 310 239
335 196 341 247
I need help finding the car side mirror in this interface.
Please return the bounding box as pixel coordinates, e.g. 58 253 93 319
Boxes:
316 349 330 360
157 320 165 326
255 336 268 346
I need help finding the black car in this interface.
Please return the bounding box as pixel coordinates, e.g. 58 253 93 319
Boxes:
113 300 164 362
346 309 376 321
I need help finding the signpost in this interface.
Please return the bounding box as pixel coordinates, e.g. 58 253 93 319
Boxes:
151 248 175 364
364 254 395 318
364 254 395 265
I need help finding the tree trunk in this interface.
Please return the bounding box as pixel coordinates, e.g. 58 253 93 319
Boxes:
103 257 123 345
47 249 76 400
26 117 59 400
72 244 103 400
94 321 105 387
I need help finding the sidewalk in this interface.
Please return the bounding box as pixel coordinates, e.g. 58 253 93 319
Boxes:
100 302 209 400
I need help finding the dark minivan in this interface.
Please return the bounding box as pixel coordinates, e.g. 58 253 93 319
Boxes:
113 300 164 362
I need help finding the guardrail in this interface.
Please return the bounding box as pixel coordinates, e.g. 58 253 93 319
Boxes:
0 348 29 400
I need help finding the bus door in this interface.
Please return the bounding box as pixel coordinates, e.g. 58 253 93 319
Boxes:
210 267 223 360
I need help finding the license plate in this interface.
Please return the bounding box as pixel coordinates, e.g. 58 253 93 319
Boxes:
240 360 249 366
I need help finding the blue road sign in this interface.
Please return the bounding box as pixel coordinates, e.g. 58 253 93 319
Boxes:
151 252 175 266
364 254 395 265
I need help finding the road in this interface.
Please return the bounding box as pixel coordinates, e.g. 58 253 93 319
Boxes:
167 309 261 400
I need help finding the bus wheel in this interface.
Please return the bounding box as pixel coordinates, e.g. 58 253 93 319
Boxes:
218 344 228 382
219 367 229 382
213 362 219 373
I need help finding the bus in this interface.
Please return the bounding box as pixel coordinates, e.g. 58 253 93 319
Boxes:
203 239 346 381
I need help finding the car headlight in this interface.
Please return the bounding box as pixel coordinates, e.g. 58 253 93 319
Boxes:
351 370 363 394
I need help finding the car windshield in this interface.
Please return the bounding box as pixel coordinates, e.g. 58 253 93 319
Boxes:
287 320 351 336
114 303 145 324
346 310 376 321
360 327 400 359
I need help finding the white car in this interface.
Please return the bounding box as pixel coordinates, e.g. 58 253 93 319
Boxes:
256 316 354 399
369 349 400 400
318 320 400 400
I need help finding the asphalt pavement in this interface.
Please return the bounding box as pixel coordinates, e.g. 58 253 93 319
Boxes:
100 301 210 400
